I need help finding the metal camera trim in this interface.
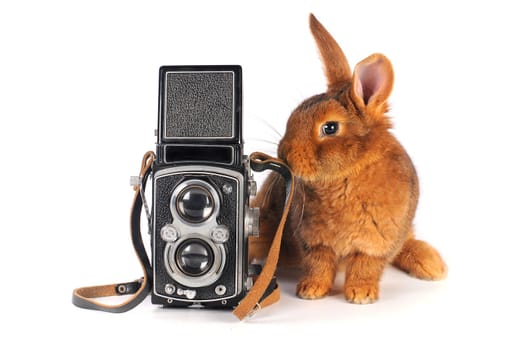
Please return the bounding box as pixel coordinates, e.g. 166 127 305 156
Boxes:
163 234 226 288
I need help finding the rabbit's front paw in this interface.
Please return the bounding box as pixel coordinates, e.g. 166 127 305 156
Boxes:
296 278 331 299
344 283 379 304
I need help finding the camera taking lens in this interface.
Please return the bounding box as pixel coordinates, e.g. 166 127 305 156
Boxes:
175 239 214 276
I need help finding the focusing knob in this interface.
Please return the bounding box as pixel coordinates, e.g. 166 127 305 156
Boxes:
246 207 260 237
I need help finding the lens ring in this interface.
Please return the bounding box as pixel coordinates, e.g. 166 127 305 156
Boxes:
163 235 225 288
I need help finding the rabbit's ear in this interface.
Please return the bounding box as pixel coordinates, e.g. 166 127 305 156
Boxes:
309 14 352 91
351 54 394 117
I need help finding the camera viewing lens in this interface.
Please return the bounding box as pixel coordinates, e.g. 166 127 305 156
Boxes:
176 239 214 276
176 185 214 223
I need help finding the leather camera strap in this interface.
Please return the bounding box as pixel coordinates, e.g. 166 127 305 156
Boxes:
72 151 155 313
233 152 294 320
72 151 294 320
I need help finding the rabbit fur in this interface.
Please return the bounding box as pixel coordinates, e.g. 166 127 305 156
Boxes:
249 14 447 303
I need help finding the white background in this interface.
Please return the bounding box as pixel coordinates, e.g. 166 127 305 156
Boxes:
1 0 524 348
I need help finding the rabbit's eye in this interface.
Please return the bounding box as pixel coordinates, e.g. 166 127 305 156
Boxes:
322 121 339 136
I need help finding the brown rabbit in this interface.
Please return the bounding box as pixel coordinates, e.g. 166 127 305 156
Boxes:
249 14 447 304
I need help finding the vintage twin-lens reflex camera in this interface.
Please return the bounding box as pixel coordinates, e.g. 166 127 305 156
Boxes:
151 65 260 308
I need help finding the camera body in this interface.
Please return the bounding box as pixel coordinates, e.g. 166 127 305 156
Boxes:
151 66 260 308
